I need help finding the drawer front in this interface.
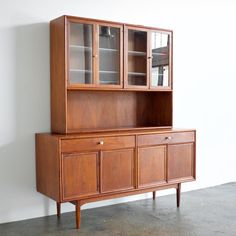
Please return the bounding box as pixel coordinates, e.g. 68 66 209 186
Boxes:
138 131 195 147
61 135 135 153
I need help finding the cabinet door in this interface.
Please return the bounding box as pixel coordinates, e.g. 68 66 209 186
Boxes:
124 26 149 89
150 31 172 90
67 20 96 87
101 149 135 193
138 146 167 188
168 143 195 183
62 152 99 200
67 20 123 89
97 24 123 88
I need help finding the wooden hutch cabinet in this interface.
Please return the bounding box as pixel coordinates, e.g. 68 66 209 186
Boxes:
36 15 196 229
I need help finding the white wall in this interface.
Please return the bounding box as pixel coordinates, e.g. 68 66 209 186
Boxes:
1 0 236 224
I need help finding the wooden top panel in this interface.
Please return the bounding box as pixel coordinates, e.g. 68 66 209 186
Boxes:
52 15 173 33
36 128 196 140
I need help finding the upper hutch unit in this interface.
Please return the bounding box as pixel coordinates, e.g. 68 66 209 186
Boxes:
50 15 173 134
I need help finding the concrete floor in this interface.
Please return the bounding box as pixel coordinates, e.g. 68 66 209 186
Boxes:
1 183 236 236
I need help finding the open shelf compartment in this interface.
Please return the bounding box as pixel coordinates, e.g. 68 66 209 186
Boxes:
66 90 172 133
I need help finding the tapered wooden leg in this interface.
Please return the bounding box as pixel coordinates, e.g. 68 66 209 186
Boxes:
56 202 61 218
75 201 81 229
176 183 181 208
152 191 156 200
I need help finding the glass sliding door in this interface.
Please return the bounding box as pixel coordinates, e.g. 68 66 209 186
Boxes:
68 22 94 85
126 28 148 88
150 31 171 88
98 25 122 86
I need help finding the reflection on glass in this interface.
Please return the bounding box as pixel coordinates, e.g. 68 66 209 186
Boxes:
99 26 120 85
151 32 169 87
69 23 93 85
128 30 147 86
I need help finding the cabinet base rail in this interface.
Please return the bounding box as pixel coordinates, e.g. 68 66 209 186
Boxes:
56 183 181 229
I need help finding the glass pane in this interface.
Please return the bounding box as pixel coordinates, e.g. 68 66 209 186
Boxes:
69 23 93 85
128 30 147 86
99 26 120 85
151 32 170 87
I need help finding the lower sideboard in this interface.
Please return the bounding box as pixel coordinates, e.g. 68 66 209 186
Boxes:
35 129 196 229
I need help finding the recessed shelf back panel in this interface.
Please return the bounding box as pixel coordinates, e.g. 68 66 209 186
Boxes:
67 91 172 132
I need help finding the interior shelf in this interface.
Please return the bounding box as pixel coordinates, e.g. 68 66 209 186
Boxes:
99 81 118 84
70 69 92 73
99 70 118 74
128 50 146 56
152 52 166 56
70 69 118 74
69 45 119 53
70 45 92 50
67 125 173 134
99 48 118 52
128 72 146 76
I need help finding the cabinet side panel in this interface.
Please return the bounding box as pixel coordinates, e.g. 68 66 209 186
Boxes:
36 134 60 202
50 17 67 133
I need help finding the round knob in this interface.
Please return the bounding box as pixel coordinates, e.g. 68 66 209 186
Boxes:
165 136 172 140
93 54 98 58
99 140 104 145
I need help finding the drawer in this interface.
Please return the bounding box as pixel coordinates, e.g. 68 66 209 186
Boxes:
61 135 135 153
138 131 195 147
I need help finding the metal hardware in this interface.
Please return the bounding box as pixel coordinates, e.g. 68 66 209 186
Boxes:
165 136 172 140
99 141 104 145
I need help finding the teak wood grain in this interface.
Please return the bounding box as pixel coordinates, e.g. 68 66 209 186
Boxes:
62 152 99 200
50 15 173 134
167 143 195 183
50 17 67 133
36 15 196 229
36 134 60 202
101 149 135 193
36 129 196 228
61 135 135 153
138 146 167 188
66 90 172 132
138 131 194 147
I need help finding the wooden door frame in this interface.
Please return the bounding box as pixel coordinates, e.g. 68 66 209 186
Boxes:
137 145 168 189
149 30 173 91
66 18 97 89
124 25 150 90
94 22 124 89
61 151 100 201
